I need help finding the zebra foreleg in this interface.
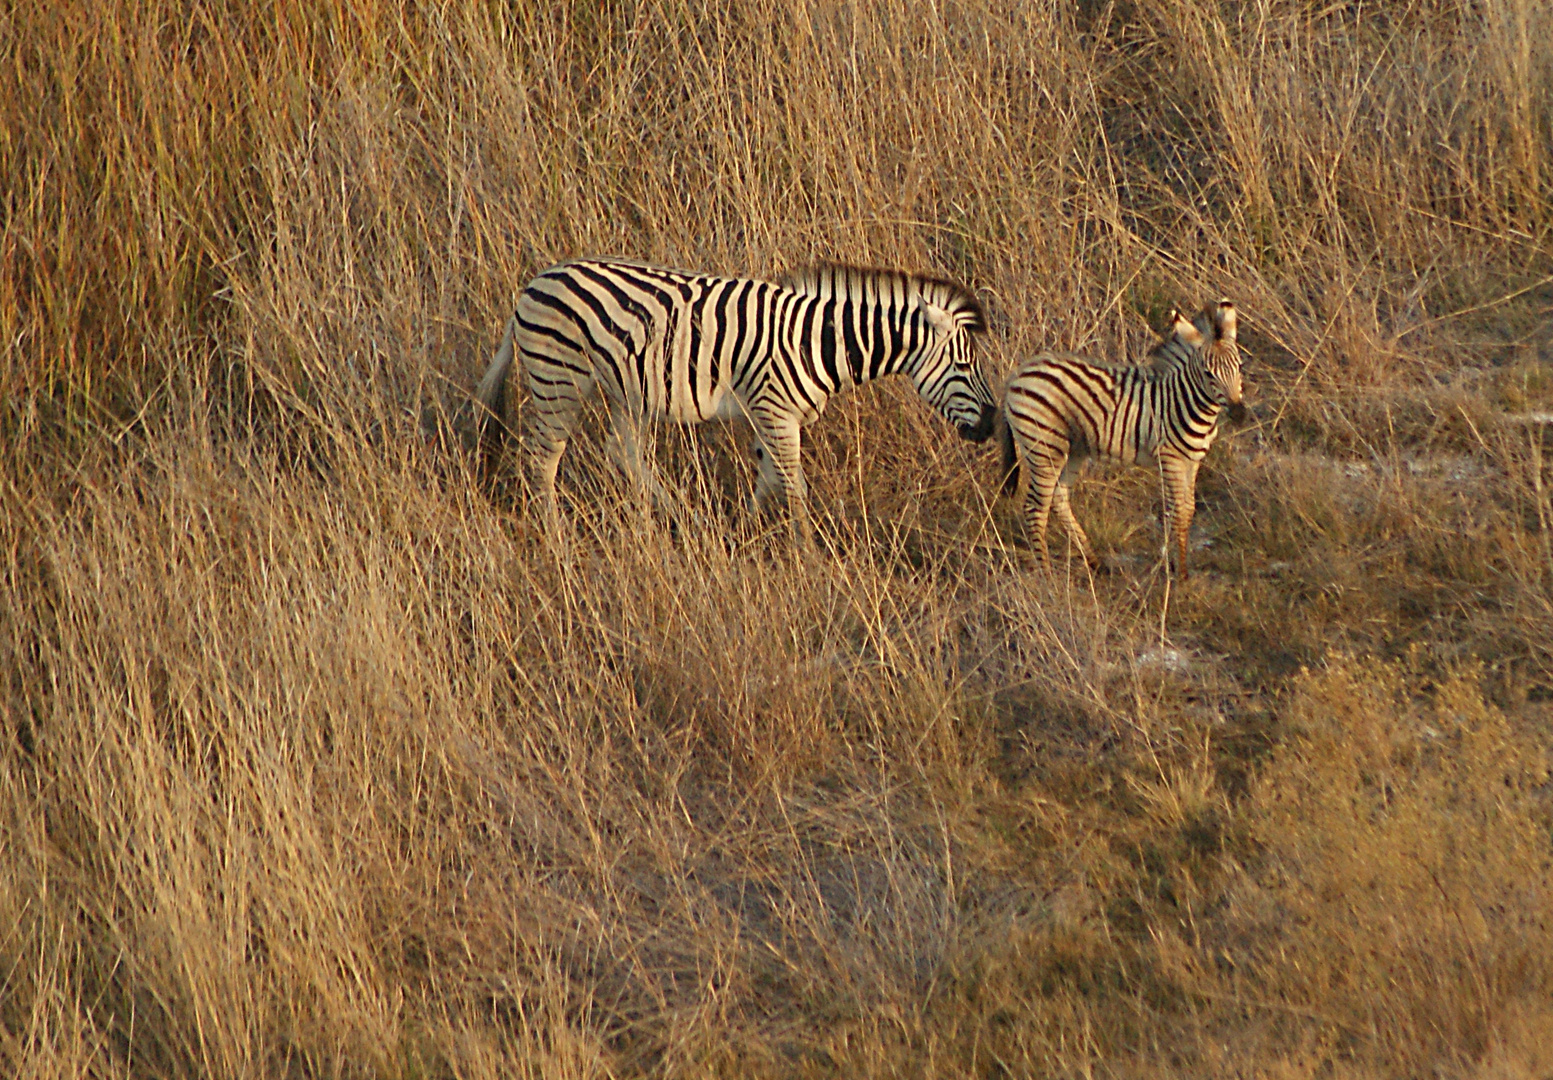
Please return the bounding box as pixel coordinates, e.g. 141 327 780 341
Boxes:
1158 452 1201 579
748 421 812 544
747 438 772 511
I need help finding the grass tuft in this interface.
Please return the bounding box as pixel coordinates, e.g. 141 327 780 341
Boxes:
3 1 1552 1076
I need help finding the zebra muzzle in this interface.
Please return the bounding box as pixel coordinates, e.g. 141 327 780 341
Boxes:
960 405 997 444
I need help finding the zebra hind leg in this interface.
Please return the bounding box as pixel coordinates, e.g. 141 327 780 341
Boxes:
522 351 597 533
1021 452 1068 571
1051 473 1098 569
604 407 673 526
525 433 568 534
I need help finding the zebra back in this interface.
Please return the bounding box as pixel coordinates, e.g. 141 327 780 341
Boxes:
779 264 987 336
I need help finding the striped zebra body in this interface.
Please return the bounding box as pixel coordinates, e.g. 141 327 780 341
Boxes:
999 301 1242 577
476 257 996 532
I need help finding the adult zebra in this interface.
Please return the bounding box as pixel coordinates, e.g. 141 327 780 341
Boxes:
998 300 1242 578
475 257 997 534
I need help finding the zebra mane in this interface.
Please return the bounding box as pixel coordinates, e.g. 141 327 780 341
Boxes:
778 264 987 334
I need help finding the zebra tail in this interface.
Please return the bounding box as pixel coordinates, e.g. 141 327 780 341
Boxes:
997 407 1020 496
472 316 517 454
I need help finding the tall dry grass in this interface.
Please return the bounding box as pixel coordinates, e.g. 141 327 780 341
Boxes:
3 0 1552 1076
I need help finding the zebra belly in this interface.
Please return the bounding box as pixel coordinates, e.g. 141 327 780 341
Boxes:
661 383 743 425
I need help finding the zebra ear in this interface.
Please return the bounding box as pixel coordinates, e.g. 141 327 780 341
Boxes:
922 302 958 337
1170 308 1206 347
1213 300 1238 342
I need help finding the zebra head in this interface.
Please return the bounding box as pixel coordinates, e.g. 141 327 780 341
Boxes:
910 282 997 443
1172 300 1243 416
1203 300 1243 416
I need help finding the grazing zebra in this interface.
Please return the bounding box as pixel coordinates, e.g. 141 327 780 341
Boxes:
475 257 997 533
998 300 1242 578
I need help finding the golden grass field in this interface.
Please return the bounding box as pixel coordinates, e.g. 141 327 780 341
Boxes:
4 1 1553 1076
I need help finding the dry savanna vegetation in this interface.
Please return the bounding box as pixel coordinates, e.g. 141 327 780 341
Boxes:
4 1 1553 1076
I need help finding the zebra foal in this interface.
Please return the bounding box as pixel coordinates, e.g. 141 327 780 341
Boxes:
998 301 1242 578
475 257 997 534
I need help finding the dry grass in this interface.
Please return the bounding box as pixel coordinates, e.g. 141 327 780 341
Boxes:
3 1 1553 1076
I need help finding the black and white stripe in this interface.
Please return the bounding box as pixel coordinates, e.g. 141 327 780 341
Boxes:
475 257 996 531
998 301 1242 577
